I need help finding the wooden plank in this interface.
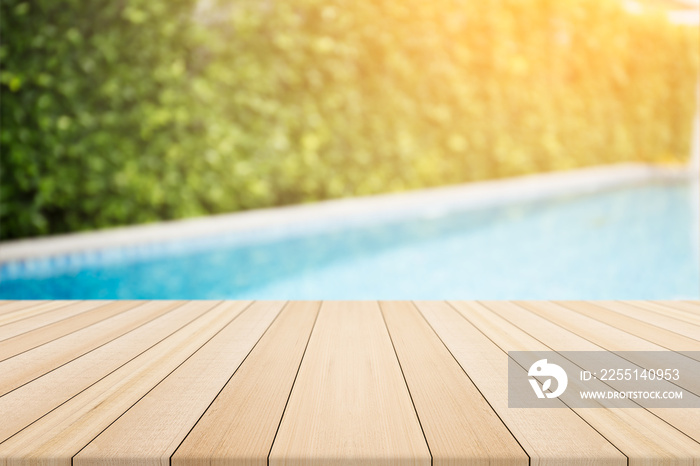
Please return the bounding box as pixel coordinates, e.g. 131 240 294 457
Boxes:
513 301 700 439
556 301 700 357
515 301 700 394
0 302 45 316
0 301 114 342
595 301 700 340
0 300 182 395
650 301 700 319
658 301 700 315
0 301 252 466
0 301 228 442
415 301 625 466
381 301 528 466
171 301 319 466
0 300 696 465
269 301 431 466
0 301 142 361
0 301 76 327
660 301 700 317
76 301 289 466
477 301 700 449
625 301 700 330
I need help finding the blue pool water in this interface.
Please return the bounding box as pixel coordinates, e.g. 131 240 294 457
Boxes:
1 180 698 299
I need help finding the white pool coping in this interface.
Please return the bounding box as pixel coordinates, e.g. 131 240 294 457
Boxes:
0 163 695 264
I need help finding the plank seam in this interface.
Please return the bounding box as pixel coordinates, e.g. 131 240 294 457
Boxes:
0 300 83 330
0 300 223 443
378 301 433 466
265 301 322 466
0 301 145 363
614 300 700 335
507 301 700 446
0 300 187 397
0 301 113 344
454 300 627 460
515 301 700 398
462 300 632 460
418 301 531 466
163 300 296 465
554 301 700 362
71 300 260 463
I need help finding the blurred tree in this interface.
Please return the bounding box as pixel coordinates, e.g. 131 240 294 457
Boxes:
1 0 698 239
1 0 206 238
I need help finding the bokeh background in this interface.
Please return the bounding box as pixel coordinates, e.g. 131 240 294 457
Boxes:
1 0 698 240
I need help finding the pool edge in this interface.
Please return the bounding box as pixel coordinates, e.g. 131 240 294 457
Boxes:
0 163 694 264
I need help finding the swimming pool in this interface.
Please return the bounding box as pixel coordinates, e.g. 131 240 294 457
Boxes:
0 178 698 300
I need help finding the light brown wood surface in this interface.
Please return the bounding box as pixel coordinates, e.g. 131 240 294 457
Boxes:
381 301 527 466
0 301 247 466
0 301 76 327
415 301 625 466
172 301 320 466
269 301 431 466
478 301 700 451
0 301 142 361
513 301 700 397
0 301 108 341
0 301 46 317
659 301 700 316
76 301 283 466
555 301 700 356
630 301 700 329
0 300 698 466
0 301 220 442
0 300 182 394
596 301 700 339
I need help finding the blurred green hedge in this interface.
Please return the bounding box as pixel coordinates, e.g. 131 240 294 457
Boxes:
1 0 698 239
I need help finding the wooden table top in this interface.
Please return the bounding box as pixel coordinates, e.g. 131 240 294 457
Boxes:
0 300 698 465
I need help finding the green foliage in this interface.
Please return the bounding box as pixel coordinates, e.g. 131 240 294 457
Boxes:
1 0 206 238
1 0 698 239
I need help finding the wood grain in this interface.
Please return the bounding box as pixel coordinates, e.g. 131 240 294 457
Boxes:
269 301 431 466
0 301 112 341
0 300 697 465
415 301 625 466
0 301 142 361
662 301 700 315
623 301 700 330
0 301 76 327
0 301 45 316
381 301 528 466
556 301 700 356
75 300 285 466
595 301 700 340
514 301 700 395
0 301 250 466
0 300 183 396
172 301 320 466
0 301 223 442
477 301 700 450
